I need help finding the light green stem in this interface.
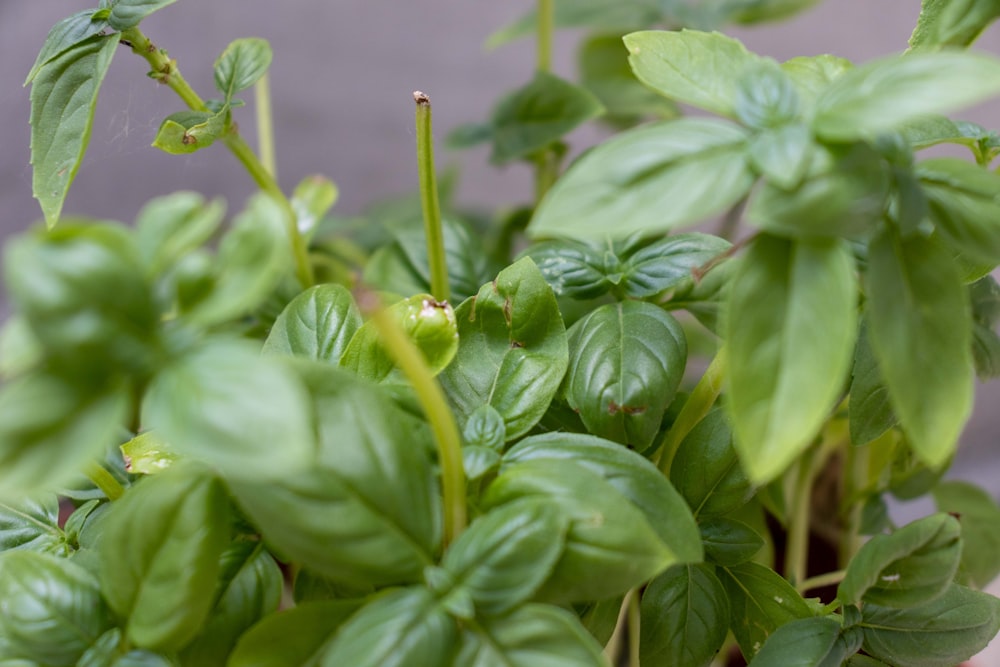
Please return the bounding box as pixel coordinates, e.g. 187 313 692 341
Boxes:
627 589 641 667
413 92 450 303
787 447 816 589
799 569 847 593
537 0 554 73
656 346 727 476
255 72 277 177
84 462 124 501
358 289 466 544
840 436 868 568
119 27 313 288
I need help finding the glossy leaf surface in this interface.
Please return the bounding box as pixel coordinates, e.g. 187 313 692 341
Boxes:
746 616 847 667
0 495 66 555
263 284 362 362
229 600 362 667
700 517 764 566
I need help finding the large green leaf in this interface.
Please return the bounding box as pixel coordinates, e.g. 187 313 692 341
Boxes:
746 616 853 667
518 240 610 300
483 459 674 603
640 564 730 667
563 301 686 450
726 234 857 483
919 157 1000 266
503 433 702 563
849 320 897 447
388 216 494 302
933 481 1000 588
860 583 1000 667
0 551 113 666
229 600 362 667
0 495 66 555
529 119 753 239
838 514 962 608
25 10 110 85
865 231 973 468
98 466 230 652
107 0 178 29
142 339 314 480
438 258 568 440
30 34 118 227
813 52 1000 141
455 604 606 667
214 38 273 99
909 0 1000 50
623 30 763 118
229 364 440 587
318 589 457 667
263 284 362 362
700 517 764 567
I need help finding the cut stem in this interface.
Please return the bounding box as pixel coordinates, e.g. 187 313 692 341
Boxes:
255 72 277 177
84 462 124 501
413 92 450 303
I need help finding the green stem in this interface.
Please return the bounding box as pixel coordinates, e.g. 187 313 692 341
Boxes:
799 569 847 593
357 289 466 544
839 437 868 568
537 0 554 73
627 589 641 667
255 72 277 177
656 346 727 476
533 150 559 204
413 92 450 303
787 447 815 589
119 27 314 288
84 462 124 501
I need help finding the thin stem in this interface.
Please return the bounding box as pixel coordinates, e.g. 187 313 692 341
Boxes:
255 72 277 177
627 589 641 667
84 462 124 501
118 27 314 288
356 288 466 544
799 569 847 593
839 436 869 568
413 92 450 303
603 590 635 664
533 150 559 204
787 447 815 589
537 0 554 73
656 346 727 476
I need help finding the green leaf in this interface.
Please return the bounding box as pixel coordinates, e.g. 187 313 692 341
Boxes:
178 543 283 666
579 33 679 122
622 233 732 298
529 119 754 240
909 0 1000 50
919 157 1000 266
486 1 656 49
503 432 703 563
152 109 226 155
214 38 272 99
865 231 973 468
77 628 174 667
746 616 847 667
746 123 815 190
483 459 675 603
0 317 42 380
318 588 457 667
933 481 1000 588
25 10 110 85
726 235 858 483
439 498 567 616
860 583 1000 667
0 495 66 555
30 34 118 227
134 192 225 278
263 284 362 362
624 30 764 118
670 408 755 518
563 301 686 450
142 339 314 480
726 0 823 24
106 0 178 29
119 431 178 475
98 466 229 652
292 174 339 239
640 563 730 667
519 240 611 299
700 517 764 566
849 320 897 447
900 117 1000 164
438 257 568 440
455 604 606 667
229 363 440 587
813 52 1000 141
734 62 800 129
780 55 852 106
719 562 814 661
839 514 962 608
229 600 363 667
0 551 114 666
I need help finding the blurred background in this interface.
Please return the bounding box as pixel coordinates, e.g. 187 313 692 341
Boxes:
2 1 999 488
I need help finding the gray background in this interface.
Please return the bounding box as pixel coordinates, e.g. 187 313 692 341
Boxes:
2 1 999 480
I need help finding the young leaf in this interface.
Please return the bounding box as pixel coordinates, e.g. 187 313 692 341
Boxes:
483 459 675 603
860 583 1000 667
933 481 1000 588
214 38 273 99
529 119 754 240
152 109 226 155
120 431 178 475
455 604 606 667
813 52 1000 141
734 62 800 130
519 240 611 299
865 231 973 468
438 258 568 440
849 320 897 447
624 30 763 118
25 10 110 85
746 123 814 190
563 301 687 450
318 588 457 667
107 0 178 30
622 233 732 298
0 495 66 555
746 616 848 667
263 284 362 362
97 466 230 652
838 514 962 608
726 234 857 484
228 600 363 667
292 174 340 239
640 563 730 667
489 71 603 165
134 192 225 278
919 157 1000 266
439 498 567 616
909 0 1000 51
700 517 765 566
29 34 118 227
671 408 754 518
0 551 114 666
